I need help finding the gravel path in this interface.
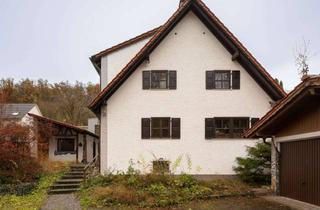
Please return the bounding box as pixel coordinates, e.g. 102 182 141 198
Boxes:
41 194 82 210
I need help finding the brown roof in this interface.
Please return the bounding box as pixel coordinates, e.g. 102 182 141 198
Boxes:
91 26 160 65
245 75 320 138
28 113 99 138
89 0 287 112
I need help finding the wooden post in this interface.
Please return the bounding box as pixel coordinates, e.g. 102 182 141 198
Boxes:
83 134 87 163
76 133 79 163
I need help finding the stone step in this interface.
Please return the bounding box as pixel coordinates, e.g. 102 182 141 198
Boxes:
56 179 83 184
66 171 84 175
51 183 81 189
70 165 85 169
49 188 79 194
62 175 84 179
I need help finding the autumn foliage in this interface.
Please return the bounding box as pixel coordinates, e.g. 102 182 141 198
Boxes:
0 123 42 184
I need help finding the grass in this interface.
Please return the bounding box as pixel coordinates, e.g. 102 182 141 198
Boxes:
78 174 254 209
0 161 68 210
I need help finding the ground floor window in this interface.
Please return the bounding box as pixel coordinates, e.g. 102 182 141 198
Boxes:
57 138 75 153
205 117 250 139
152 159 170 174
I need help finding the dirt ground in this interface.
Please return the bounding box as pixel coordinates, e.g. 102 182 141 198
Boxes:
90 197 294 210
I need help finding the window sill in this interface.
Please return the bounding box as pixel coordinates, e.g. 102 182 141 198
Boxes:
54 151 76 155
142 139 180 141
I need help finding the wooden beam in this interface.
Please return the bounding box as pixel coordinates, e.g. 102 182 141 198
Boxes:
83 134 87 163
232 50 240 61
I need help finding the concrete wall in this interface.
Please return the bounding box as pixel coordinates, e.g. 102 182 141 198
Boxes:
100 11 273 175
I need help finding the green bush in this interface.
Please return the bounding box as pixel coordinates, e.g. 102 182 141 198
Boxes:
233 142 271 185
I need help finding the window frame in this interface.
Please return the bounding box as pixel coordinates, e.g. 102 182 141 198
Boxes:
151 117 171 139
214 70 231 90
57 138 76 153
151 70 169 89
206 117 249 139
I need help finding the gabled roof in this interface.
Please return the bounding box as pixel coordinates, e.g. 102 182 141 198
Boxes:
89 0 287 113
245 75 320 138
28 113 99 138
0 103 38 120
90 26 160 74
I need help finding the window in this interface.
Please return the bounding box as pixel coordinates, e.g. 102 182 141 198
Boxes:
214 71 230 89
205 117 249 139
57 138 75 153
141 118 180 139
151 118 170 138
143 70 177 89
153 159 170 174
206 70 240 90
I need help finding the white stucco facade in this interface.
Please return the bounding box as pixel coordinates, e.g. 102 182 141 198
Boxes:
48 133 98 162
99 12 274 175
101 37 151 89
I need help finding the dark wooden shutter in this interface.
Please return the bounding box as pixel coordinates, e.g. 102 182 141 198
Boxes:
141 118 150 139
206 71 214 89
232 71 240 89
205 118 215 139
251 118 260 127
171 118 180 139
142 71 151 89
168 71 177 89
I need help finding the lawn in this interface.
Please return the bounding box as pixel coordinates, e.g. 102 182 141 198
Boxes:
0 162 67 210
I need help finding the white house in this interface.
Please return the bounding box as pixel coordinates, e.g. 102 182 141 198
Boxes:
89 0 286 177
0 103 42 125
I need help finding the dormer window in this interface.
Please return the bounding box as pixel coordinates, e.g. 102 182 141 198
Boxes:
143 70 177 90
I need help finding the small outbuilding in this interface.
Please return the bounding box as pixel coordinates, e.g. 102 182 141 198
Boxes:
245 75 320 206
29 113 99 164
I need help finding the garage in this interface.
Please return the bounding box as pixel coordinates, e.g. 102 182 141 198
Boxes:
280 139 320 206
245 75 320 206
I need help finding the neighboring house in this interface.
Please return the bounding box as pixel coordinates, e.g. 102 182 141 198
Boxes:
0 103 42 126
29 114 99 163
89 0 286 177
245 75 320 206
0 103 42 157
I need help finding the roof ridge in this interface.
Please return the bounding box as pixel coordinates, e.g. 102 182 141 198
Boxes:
89 0 286 111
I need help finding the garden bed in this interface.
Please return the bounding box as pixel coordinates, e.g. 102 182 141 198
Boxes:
79 174 254 209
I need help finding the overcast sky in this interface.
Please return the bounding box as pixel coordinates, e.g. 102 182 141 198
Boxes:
1 0 319 90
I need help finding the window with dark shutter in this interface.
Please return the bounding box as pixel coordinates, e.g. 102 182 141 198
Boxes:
206 71 214 89
251 118 260 127
205 117 249 139
168 71 177 89
151 118 170 138
214 71 231 89
141 118 150 139
142 71 151 89
171 118 180 139
205 118 215 139
232 71 240 89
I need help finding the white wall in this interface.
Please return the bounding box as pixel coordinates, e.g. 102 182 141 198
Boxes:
101 38 151 89
88 117 99 133
100 12 273 175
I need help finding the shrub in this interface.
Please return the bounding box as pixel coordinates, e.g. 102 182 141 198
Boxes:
0 127 43 184
233 142 271 185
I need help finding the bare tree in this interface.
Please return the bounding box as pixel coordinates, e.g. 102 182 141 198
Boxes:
294 38 316 79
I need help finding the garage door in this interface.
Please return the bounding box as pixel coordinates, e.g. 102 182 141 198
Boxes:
280 138 320 206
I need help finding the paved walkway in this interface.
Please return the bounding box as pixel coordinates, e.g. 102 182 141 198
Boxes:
41 194 82 210
263 196 320 210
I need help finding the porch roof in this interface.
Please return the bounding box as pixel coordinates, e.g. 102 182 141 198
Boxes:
28 113 99 138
